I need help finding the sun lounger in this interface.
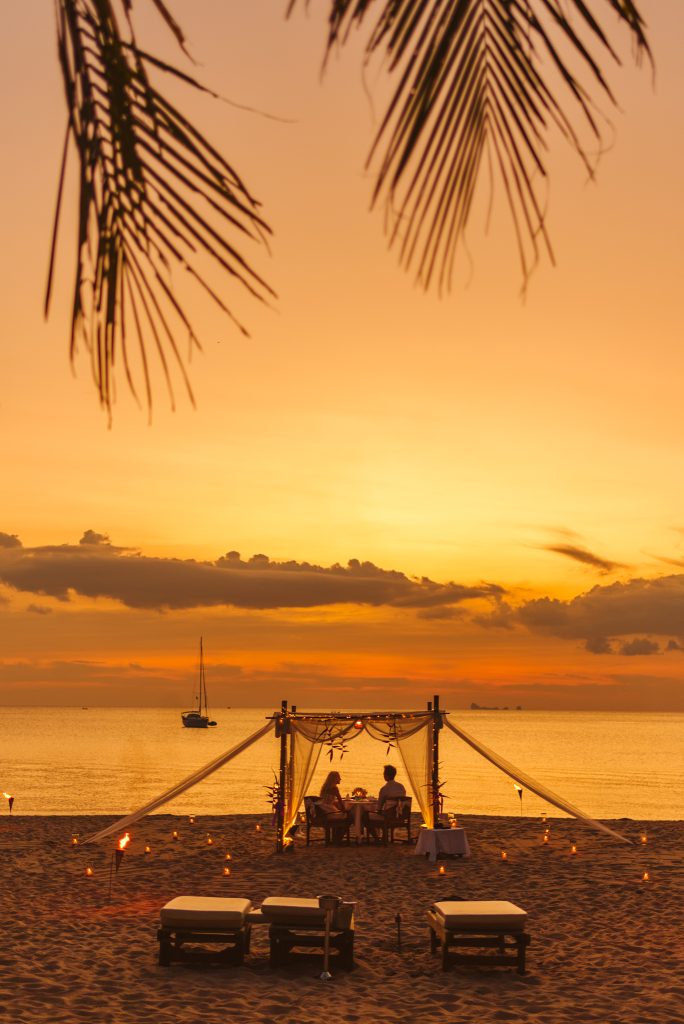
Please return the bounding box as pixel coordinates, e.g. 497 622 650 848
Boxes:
158 896 252 966
253 896 356 969
427 900 530 974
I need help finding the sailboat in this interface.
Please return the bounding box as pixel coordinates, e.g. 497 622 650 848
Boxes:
181 638 217 728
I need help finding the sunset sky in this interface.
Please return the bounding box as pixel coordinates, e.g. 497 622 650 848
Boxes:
1 2 683 710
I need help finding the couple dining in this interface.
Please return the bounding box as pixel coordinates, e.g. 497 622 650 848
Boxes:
318 764 407 843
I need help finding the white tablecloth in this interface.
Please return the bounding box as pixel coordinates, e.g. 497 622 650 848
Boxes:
343 799 377 839
415 828 470 862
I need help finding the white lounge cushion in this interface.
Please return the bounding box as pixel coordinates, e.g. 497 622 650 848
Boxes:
261 897 355 929
433 900 527 932
261 897 325 920
160 896 252 930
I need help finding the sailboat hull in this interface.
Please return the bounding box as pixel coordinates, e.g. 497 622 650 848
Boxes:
181 712 216 728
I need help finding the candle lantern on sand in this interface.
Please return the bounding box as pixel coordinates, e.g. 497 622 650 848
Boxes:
223 866 231 877
438 865 446 876
85 865 94 877
501 849 508 862
172 830 180 841
206 834 214 846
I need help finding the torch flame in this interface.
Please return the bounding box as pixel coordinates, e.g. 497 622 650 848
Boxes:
118 833 131 851
513 784 523 794
2 793 12 800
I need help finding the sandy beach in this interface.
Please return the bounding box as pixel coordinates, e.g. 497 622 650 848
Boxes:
2 814 682 1024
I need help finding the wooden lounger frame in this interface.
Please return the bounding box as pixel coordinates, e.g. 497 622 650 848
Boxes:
427 909 530 974
157 921 251 966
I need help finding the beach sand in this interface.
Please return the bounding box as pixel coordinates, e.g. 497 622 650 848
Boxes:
2 814 682 1024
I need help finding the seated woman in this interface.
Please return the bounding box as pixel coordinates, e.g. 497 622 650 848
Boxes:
317 770 350 844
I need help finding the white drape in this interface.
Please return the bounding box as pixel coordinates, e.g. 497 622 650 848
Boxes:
444 717 631 844
285 713 435 830
83 720 274 844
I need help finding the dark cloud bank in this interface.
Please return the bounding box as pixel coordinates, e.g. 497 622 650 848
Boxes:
0 532 503 612
479 575 684 655
2 532 683 658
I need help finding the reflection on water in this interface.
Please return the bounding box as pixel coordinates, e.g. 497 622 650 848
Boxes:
0 708 681 819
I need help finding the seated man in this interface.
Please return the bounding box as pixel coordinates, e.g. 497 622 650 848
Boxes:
366 765 406 840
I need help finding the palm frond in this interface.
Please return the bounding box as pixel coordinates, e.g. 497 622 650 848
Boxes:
48 0 273 414
294 0 650 291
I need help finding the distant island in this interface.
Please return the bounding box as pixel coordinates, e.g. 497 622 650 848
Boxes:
470 702 522 711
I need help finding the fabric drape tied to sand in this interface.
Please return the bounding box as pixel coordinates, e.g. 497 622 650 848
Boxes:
443 717 631 844
83 720 274 844
284 712 435 833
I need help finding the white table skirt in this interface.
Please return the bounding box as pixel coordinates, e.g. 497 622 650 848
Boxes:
415 827 470 862
343 799 377 838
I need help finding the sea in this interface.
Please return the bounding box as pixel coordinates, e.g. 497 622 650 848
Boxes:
0 708 681 820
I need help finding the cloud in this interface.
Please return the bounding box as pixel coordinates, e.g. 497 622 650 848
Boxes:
0 532 22 548
483 574 684 656
26 604 53 616
542 544 626 574
0 535 505 613
79 530 111 546
585 635 613 655
616 638 660 656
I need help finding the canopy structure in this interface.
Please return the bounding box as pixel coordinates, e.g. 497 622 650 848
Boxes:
84 696 631 847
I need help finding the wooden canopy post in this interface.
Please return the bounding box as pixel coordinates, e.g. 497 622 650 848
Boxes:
276 699 288 853
431 694 441 828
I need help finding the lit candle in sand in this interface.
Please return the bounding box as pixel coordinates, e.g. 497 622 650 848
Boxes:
172 830 179 841
144 844 151 855
206 834 214 846
71 835 79 847
189 815 196 825
501 849 508 861
570 844 577 856
438 865 446 876
225 852 232 861
85 865 94 877
223 866 231 877
255 824 261 832
642 871 650 882
543 833 549 845
640 834 647 845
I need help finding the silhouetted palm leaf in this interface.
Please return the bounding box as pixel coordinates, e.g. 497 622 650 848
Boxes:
294 0 649 291
48 0 273 413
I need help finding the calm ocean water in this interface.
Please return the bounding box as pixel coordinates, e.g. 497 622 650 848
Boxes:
0 708 681 820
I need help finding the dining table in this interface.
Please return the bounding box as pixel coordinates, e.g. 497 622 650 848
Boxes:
342 797 378 842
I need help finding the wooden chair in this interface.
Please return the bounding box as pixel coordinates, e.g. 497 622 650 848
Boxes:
303 795 351 846
304 795 329 845
365 796 413 844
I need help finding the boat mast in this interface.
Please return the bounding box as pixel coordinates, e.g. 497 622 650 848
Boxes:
199 636 205 716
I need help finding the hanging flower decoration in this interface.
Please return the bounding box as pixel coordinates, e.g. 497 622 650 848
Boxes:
320 720 350 761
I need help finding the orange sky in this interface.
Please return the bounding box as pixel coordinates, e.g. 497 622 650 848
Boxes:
0 3 683 710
